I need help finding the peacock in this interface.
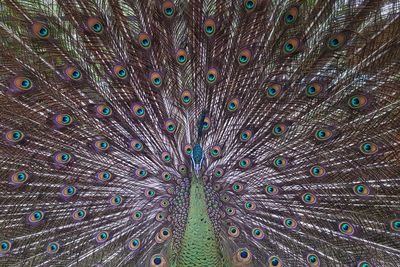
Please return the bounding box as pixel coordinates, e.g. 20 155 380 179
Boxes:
1 0 400 266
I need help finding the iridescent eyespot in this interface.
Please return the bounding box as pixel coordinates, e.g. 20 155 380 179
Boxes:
228 225 240 237
272 123 287 136
87 17 104 34
213 183 222 191
283 38 300 54
132 211 143 221
161 171 172 182
240 130 252 142
221 194 230 202
244 201 256 211
96 104 112 117
164 119 176 133
226 207 236 216
160 199 170 208
204 18 216 36
239 158 251 169
161 152 172 162
176 49 188 65
178 164 187 175
183 144 193 155
128 238 141 251
310 165 326 177
284 6 299 25
390 219 400 232
206 68 218 84
284 217 297 229
232 182 244 192
359 142 378 155
72 209 86 221
234 248 252 264
214 167 224 178
243 0 257 12
327 32 347 50
61 185 77 198
97 171 112 182
238 49 251 65
32 22 50 39
46 242 60 254
302 192 317 204
268 256 282 267
266 83 282 98
157 227 172 242
353 184 370 196
130 139 143 152
273 157 287 168
96 231 109 243
29 210 44 223
11 171 29 185
135 168 148 178
348 95 367 109
227 98 239 112
339 221 354 235
203 117 211 130
162 1 176 17
145 189 156 198
131 103 146 118
150 254 166 266
54 114 73 127
210 145 221 157
305 83 322 97
315 129 332 141
5 130 24 143
54 152 72 164
265 185 279 195
252 228 265 239
306 253 320 267
65 67 82 80
181 90 192 105
113 65 128 79
13 77 33 92
138 33 152 49
108 195 122 206
94 140 110 151
357 261 371 267
150 71 162 88
0 240 11 254
156 212 166 222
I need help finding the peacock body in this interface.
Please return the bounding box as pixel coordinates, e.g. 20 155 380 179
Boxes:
1 0 400 266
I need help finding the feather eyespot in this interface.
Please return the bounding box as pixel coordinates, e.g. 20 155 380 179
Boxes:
204 18 216 37
390 219 400 231
11 171 29 185
97 171 112 182
54 152 72 165
284 217 297 229
234 248 252 264
213 183 222 191
161 152 172 162
339 222 354 235
203 117 211 130
13 77 33 92
135 168 148 178
266 83 282 98
305 83 322 97
240 130 252 142
265 185 279 195
302 192 317 204
161 171 172 182
150 72 162 87
176 49 188 65
353 184 370 196
214 167 224 178
96 231 109 243
283 38 300 54
181 90 192 105
226 207 236 216
162 1 175 17
96 104 112 117
243 0 257 12
145 189 156 198
228 225 240 237
310 165 326 177
94 140 110 152
183 144 193 156
65 67 82 80
327 32 347 50
160 199 170 208
206 68 219 84
268 256 282 267
61 185 77 198
273 157 287 168
348 95 368 109
227 98 239 112
110 195 123 206
128 238 141 251
210 145 222 158
130 139 143 152
46 242 60 254
252 228 265 239
232 182 244 192
72 209 86 221
164 119 176 133
357 261 371 267
131 103 146 118
113 65 128 79
5 130 24 143
315 129 332 141
178 164 187 175
272 123 287 136
238 158 251 169
238 49 251 65
359 142 378 155
139 33 152 49
29 210 44 224
54 114 73 127
87 18 104 34
132 211 143 221
244 201 256 211
150 254 167 267
306 253 320 267
221 194 230 202
284 6 299 25
156 212 166 222
157 227 172 242
32 22 50 39
0 240 12 254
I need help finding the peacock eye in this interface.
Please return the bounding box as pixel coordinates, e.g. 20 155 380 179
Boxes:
273 157 287 168
306 254 320 266
150 72 162 87
184 144 193 155
0 240 12 253
238 158 251 169
204 18 216 36
62 185 77 198
29 210 45 223
244 201 256 210
390 219 400 231
353 184 370 196
135 168 148 178
94 140 110 151
55 152 72 164
272 123 287 136
66 67 82 80
132 210 143 221
96 231 109 243
161 152 172 162
226 207 236 216
162 1 175 17
284 6 299 25
46 242 60 254
161 171 172 182
228 225 240 237
305 83 322 97
130 139 143 152
210 145 221 157
180 90 192 105
284 217 297 229
139 33 152 49
87 18 104 34
110 195 122 206
327 32 347 50
227 98 239 112
176 49 188 64
145 189 156 198
309 165 326 177
97 171 112 182
244 0 257 12
359 142 378 155
72 209 86 221
5 130 24 143
238 49 251 65
96 104 112 117
315 128 332 141
131 103 146 118
14 77 33 92
232 182 244 192
265 184 279 195
348 95 367 109
268 256 282 267
214 167 224 177
283 38 299 54
252 228 265 239
32 22 50 39
150 254 166 266
339 221 354 235
266 83 282 98
113 65 128 79
164 119 176 133
302 192 316 204
357 261 370 267
240 130 252 142
206 68 218 84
